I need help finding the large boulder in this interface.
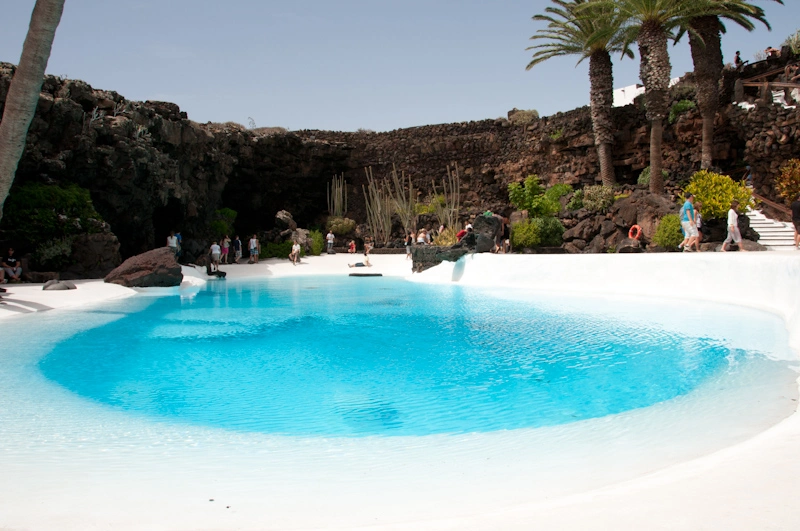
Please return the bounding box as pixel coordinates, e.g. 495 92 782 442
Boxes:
291 228 311 252
472 214 503 253
411 246 469 273
275 210 297 231
616 237 644 253
104 247 183 287
610 190 678 241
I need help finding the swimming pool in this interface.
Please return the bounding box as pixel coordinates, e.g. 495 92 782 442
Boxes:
1 254 798 530
36 276 795 437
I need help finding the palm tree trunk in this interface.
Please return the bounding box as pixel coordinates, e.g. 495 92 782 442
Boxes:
589 50 615 187
689 15 723 170
638 22 671 194
0 0 65 221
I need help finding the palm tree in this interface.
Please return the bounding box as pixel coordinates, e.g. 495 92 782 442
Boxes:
680 1 781 169
0 0 65 221
591 0 721 194
527 0 632 187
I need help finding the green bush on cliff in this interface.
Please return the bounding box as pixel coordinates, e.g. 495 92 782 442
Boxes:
210 208 237 237
327 216 356 235
1 182 103 246
669 100 696 124
582 185 614 213
533 216 566 247
638 166 669 186
508 175 567 217
35 237 75 270
566 189 583 210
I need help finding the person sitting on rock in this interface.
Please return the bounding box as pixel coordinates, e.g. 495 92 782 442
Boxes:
289 240 301 265
765 46 780 59
2 248 22 282
166 231 178 255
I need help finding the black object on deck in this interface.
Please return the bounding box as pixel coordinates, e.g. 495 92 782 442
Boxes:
349 273 383 277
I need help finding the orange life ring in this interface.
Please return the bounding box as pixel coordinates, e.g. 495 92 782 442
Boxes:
628 225 642 240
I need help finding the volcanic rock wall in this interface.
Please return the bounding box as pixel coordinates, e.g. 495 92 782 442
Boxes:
0 63 351 259
2 60 799 265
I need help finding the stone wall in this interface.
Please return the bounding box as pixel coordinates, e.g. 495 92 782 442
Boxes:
2 61 799 266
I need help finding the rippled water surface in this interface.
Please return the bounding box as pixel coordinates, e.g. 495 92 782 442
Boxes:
37 277 788 436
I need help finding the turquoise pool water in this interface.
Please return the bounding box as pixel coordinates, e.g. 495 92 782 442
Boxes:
37 277 788 436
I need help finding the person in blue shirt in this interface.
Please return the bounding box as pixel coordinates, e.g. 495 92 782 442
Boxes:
679 194 698 252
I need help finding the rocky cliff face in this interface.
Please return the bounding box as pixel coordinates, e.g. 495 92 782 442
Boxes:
0 63 350 260
2 61 799 265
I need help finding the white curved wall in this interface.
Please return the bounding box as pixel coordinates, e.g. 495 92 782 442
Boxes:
414 253 800 355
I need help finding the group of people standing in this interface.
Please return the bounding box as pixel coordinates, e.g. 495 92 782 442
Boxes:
208 235 244 271
679 194 748 252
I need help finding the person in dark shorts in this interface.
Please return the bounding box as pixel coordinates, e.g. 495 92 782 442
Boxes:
792 194 800 250
232 235 242 263
2 248 22 282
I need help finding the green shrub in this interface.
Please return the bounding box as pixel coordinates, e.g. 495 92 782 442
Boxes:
549 128 564 141
776 159 800 204
508 175 562 217
34 237 74 270
783 29 800 55
684 170 752 220
414 194 446 216
309 230 325 256
508 109 539 125
652 214 683 250
262 241 305 259
669 99 696 124
1 182 104 246
434 227 458 246
510 219 540 249
211 208 237 238
532 216 565 247
638 166 669 186
583 185 615 213
545 183 572 202
566 189 584 210
327 216 356 235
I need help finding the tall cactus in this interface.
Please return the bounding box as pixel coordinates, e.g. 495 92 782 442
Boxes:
327 173 347 217
362 167 393 244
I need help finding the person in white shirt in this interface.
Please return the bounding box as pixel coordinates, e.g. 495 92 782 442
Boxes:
166 231 178 255
721 200 747 252
289 240 301 265
209 241 221 270
326 230 335 253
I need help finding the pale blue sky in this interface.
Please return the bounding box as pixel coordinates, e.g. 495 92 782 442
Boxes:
1 1 798 132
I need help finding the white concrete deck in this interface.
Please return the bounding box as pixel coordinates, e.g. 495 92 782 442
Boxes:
0 252 799 530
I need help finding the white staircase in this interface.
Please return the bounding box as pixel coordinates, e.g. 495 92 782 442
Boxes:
747 210 797 251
